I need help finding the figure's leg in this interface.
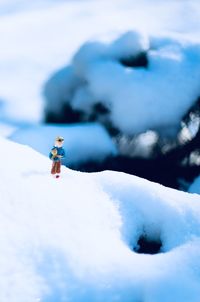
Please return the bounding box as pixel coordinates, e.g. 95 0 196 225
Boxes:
51 161 56 174
57 161 61 174
55 161 61 178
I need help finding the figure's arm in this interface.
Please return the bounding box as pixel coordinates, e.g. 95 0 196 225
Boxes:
49 148 57 159
57 149 65 159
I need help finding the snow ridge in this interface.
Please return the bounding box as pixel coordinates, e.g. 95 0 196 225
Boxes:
1 137 200 302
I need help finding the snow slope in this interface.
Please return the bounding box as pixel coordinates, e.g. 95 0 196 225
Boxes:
1 136 200 302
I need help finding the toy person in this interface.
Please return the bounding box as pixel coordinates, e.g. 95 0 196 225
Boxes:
49 136 65 178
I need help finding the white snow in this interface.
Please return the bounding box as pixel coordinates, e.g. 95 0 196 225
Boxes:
45 32 200 137
0 121 17 137
1 0 200 123
9 123 117 166
1 1 200 301
1 136 200 301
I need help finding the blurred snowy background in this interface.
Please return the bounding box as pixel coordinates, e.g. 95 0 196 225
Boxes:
1 0 200 122
1 0 200 188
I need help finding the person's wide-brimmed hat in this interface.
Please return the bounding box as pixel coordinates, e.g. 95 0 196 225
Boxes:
55 136 64 142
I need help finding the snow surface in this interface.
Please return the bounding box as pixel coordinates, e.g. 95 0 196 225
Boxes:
0 121 17 137
1 136 200 302
45 31 200 136
1 1 200 300
9 123 117 165
1 0 200 123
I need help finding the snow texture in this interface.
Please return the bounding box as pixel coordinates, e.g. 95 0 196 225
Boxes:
9 123 117 166
1 136 200 302
1 1 200 300
1 0 200 123
45 31 200 137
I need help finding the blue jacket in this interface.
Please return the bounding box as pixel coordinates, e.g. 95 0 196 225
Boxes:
49 146 65 162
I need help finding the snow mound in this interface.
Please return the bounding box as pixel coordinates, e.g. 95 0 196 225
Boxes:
1 137 200 301
72 31 148 78
0 121 17 137
9 123 117 166
2 0 200 123
44 31 200 137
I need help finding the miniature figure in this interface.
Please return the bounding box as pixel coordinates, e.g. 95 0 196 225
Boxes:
49 136 65 178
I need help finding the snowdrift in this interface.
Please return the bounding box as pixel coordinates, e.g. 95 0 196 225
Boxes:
44 31 200 137
1 136 200 302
